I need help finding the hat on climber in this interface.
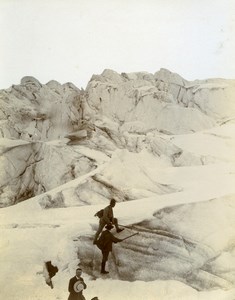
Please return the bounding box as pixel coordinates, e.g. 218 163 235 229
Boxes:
105 223 114 230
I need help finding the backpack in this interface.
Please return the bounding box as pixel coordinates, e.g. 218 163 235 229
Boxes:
94 209 104 218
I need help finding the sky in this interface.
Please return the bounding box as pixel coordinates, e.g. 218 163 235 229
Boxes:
1 0 235 89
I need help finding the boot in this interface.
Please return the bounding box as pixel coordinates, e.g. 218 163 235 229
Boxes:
113 219 124 233
101 262 109 274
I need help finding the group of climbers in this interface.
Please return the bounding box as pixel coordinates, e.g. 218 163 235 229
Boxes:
93 198 124 274
68 198 137 299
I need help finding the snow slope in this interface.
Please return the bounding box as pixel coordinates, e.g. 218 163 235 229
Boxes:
0 71 235 299
1 123 235 299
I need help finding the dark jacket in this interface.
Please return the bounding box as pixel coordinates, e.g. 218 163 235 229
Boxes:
102 205 114 224
68 276 86 300
98 230 122 252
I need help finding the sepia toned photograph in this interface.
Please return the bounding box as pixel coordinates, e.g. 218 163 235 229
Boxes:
0 0 235 299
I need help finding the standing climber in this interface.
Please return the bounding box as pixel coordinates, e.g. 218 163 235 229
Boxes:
93 198 124 244
68 267 87 300
96 223 123 274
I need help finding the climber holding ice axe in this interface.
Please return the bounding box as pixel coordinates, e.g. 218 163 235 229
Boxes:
93 198 124 244
95 223 138 274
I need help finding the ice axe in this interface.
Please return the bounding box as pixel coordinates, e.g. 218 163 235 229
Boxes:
121 232 139 241
119 224 134 229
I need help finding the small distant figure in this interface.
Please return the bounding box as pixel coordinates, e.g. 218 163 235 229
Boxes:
68 267 87 300
96 223 123 274
93 198 124 244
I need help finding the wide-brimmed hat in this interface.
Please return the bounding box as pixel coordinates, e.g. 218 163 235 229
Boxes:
73 281 84 293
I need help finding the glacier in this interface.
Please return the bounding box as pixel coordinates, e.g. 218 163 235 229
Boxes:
0 68 235 300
